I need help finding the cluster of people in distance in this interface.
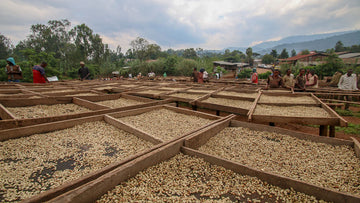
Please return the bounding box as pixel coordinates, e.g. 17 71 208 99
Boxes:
5 58 90 83
192 68 209 83
250 67 358 92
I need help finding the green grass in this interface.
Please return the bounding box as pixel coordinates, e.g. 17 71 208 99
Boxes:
336 123 360 135
335 108 354 116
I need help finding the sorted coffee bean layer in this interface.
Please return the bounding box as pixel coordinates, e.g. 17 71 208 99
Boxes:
0 121 154 202
119 109 213 141
217 91 259 98
186 89 215 93
7 103 92 119
137 90 168 95
199 127 360 195
254 104 331 117
169 93 205 100
68 93 99 96
97 154 325 202
202 97 253 109
259 95 317 104
96 98 145 108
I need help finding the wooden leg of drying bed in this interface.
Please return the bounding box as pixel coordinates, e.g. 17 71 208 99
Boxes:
319 125 328 136
329 126 335 137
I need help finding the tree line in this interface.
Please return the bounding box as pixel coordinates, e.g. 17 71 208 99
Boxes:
1 19 359 82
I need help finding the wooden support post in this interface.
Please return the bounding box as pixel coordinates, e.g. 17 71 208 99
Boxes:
216 110 220 116
329 126 335 137
319 125 328 136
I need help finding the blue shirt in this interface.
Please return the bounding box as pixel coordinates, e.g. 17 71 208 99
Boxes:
33 65 45 75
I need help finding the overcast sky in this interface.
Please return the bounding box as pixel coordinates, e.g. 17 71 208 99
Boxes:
1 0 359 52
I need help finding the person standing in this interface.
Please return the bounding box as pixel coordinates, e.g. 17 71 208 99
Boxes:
198 69 204 83
305 69 312 86
295 68 306 91
329 71 343 87
251 68 258 85
192 68 199 83
338 69 358 109
282 69 294 89
5 57 22 82
264 69 283 89
78 61 90 81
306 69 318 89
32 62 49 83
203 70 209 82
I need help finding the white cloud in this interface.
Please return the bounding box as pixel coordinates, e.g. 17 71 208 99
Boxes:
0 0 359 51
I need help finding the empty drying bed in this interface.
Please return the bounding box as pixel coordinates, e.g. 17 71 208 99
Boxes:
198 127 360 196
0 121 154 202
97 153 323 202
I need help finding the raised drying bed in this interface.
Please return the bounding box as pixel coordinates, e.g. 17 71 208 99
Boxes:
0 95 172 130
248 94 347 127
0 115 156 202
194 94 255 115
109 105 220 142
184 118 360 202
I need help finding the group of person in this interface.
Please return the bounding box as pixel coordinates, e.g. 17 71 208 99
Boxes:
5 57 90 83
263 68 358 92
192 68 209 83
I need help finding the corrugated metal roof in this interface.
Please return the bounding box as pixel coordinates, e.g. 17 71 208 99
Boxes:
338 53 360 59
213 61 237 65
282 53 327 61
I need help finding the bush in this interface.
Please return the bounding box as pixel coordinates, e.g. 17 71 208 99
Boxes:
259 71 272 79
237 68 252 79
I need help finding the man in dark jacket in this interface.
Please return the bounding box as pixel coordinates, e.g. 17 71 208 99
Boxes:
78 61 90 81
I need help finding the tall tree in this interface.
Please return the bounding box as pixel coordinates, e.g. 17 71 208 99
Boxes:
279 48 289 59
262 54 275 64
0 34 13 59
146 44 162 60
130 37 149 61
291 49 296 57
183 48 197 59
270 49 278 58
334 41 345 52
246 47 253 66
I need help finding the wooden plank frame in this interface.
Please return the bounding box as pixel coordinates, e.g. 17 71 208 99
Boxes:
183 119 359 203
193 94 255 115
311 93 348 127
160 91 209 103
21 114 232 203
257 92 320 106
182 147 360 203
0 98 173 130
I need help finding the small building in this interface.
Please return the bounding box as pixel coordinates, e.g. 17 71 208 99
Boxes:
338 53 360 65
213 61 250 78
279 53 328 66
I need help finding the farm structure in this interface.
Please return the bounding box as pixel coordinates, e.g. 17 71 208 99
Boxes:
0 79 359 202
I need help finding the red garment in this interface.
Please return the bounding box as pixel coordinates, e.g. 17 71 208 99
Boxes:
32 69 46 83
198 72 204 83
251 73 258 84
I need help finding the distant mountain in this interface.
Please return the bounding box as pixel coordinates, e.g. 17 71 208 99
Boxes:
219 30 360 55
265 31 360 54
